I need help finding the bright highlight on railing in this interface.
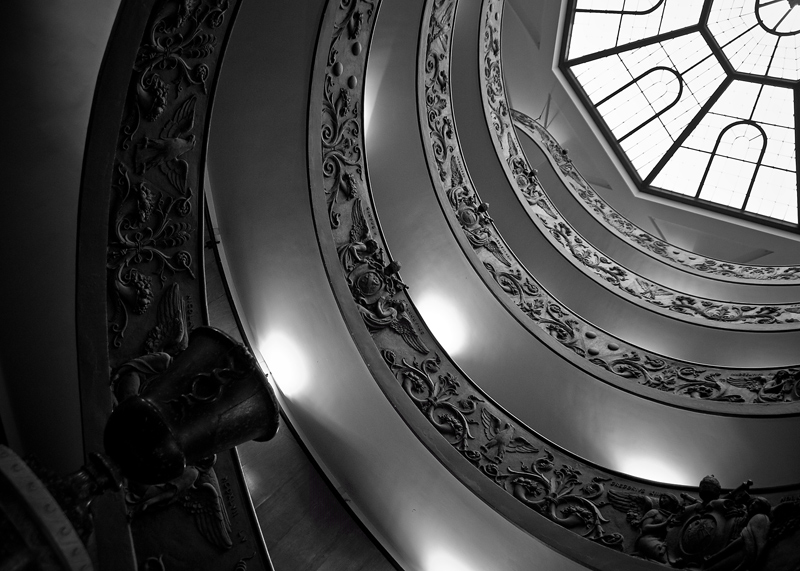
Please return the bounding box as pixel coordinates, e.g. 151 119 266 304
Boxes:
258 331 309 398
415 293 468 356
425 551 477 571
617 455 692 486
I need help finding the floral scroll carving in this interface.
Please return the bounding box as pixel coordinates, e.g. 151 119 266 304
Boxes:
96 1 270 568
512 110 800 285
311 0 800 568
480 7 800 328
321 0 427 356
416 0 800 404
108 1 232 357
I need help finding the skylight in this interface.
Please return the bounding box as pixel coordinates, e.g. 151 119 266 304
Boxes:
561 0 800 226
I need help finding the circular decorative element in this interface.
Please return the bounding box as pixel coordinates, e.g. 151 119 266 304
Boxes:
332 62 344 76
709 1 800 79
457 207 479 227
347 75 358 89
352 41 362 55
755 0 800 35
356 271 383 297
680 515 718 555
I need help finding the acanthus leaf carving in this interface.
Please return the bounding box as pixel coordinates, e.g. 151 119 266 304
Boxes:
312 0 800 568
414 0 800 404
512 111 800 285
479 12 800 327
123 0 229 149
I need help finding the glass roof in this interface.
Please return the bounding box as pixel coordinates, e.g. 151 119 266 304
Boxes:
562 0 800 226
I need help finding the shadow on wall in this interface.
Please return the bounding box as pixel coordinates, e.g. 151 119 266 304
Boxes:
0 0 121 472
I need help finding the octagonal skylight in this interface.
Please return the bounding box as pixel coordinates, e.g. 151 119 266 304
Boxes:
561 0 800 226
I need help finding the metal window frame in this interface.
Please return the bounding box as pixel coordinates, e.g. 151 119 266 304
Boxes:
559 0 800 231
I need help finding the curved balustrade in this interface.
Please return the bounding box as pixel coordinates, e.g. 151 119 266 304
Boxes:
513 111 800 284
415 0 800 409
71 0 800 569
76 1 273 568
511 119 800 306
368 0 800 479
476 6 800 331
300 0 800 567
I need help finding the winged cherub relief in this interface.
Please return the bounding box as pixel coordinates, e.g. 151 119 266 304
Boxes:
607 476 786 570
607 489 682 563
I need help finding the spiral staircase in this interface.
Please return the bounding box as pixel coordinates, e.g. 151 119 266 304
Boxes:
3 0 800 570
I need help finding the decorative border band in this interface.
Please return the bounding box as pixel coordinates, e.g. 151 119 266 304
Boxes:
513 111 800 285
479 15 800 329
308 0 800 569
77 1 273 569
419 0 800 405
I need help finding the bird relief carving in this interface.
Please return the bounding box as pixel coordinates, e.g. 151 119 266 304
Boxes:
136 94 197 196
480 408 537 463
109 286 233 551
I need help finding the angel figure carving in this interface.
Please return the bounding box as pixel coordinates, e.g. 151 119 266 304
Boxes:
607 489 681 563
480 408 538 463
126 454 233 550
136 94 197 195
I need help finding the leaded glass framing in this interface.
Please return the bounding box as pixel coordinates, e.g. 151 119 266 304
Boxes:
560 0 800 230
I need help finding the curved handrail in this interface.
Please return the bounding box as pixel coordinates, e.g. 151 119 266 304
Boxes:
479 9 800 330
415 0 800 408
76 1 272 569
308 1 800 569
512 113 800 285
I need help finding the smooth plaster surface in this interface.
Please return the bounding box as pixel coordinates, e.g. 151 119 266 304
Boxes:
366 0 800 487
206 0 592 568
0 0 121 472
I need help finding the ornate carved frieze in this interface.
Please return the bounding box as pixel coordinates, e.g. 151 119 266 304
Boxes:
479 7 800 328
310 0 800 568
513 111 800 286
108 0 231 361
416 0 800 405
95 1 271 569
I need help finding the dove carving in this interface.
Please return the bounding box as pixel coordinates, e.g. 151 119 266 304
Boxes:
136 95 198 195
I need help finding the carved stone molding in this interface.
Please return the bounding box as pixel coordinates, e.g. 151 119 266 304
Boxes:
416 0 800 405
77 0 273 569
308 0 800 568
478 7 800 329
513 111 800 285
